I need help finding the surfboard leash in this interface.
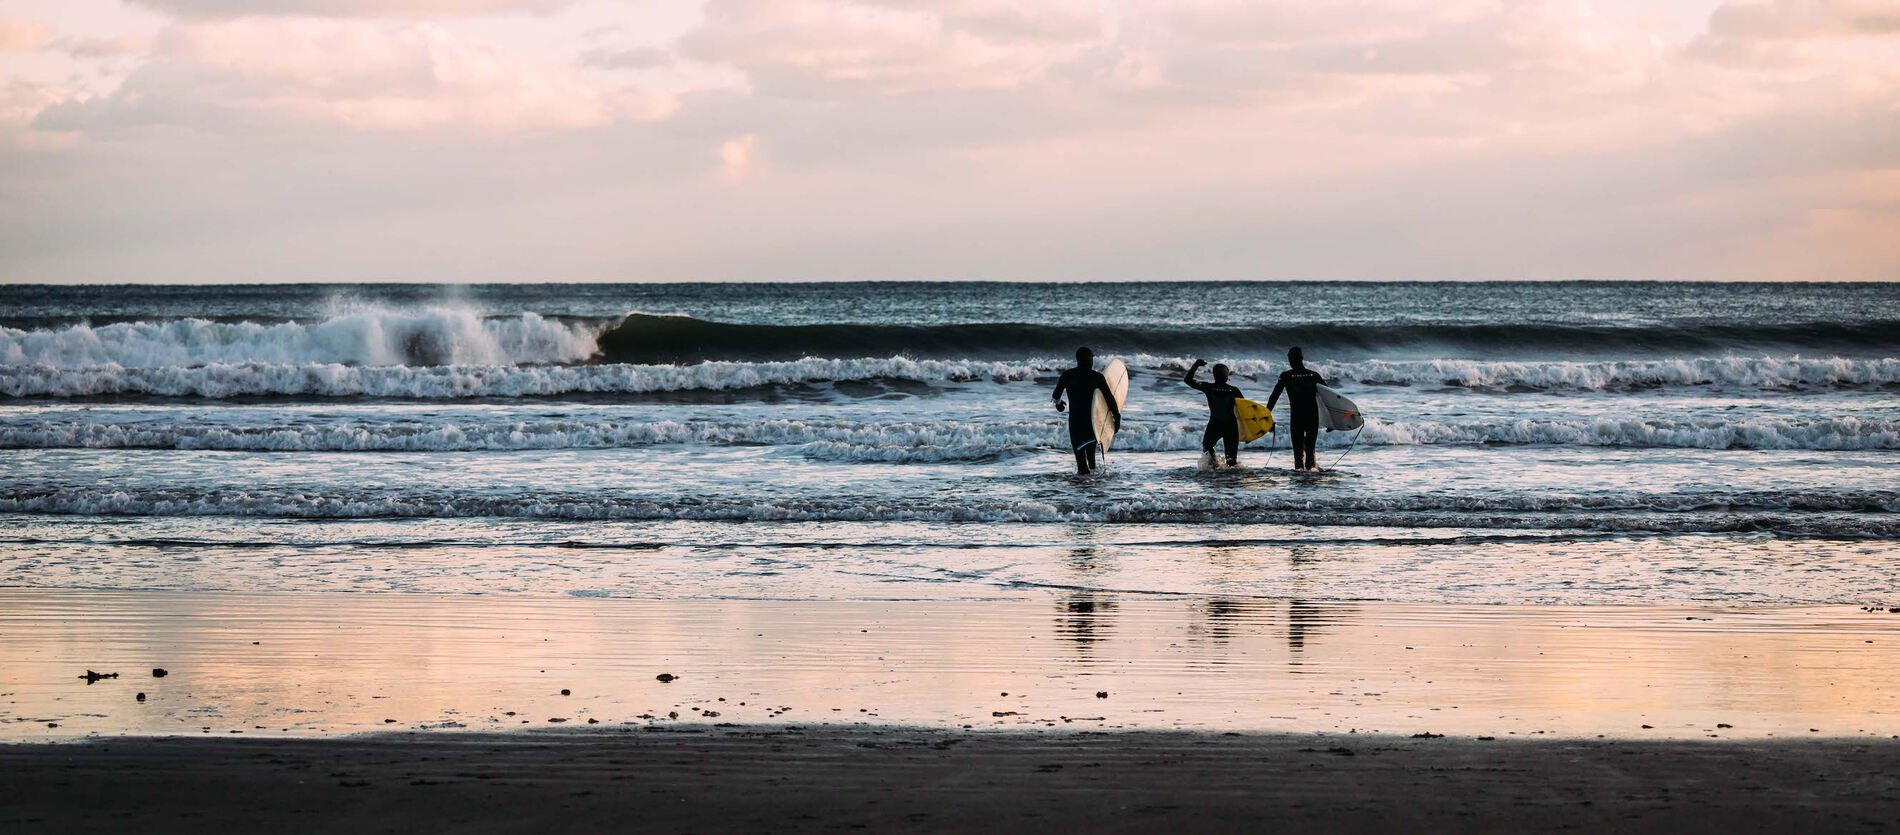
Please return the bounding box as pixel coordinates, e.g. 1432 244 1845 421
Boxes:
1328 426 1364 470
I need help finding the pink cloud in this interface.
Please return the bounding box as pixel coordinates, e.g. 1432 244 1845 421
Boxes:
681 0 1105 96
0 17 55 52
124 0 579 20
1709 0 1900 38
36 17 676 133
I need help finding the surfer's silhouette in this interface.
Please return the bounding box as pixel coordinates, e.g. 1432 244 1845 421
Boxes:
1184 359 1243 468
1053 347 1121 475
1267 346 1325 471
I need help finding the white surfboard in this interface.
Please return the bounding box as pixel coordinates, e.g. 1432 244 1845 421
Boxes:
1316 384 1364 431
1092 360 1129 452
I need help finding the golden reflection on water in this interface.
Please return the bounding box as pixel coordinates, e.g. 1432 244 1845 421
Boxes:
5 588 1900 743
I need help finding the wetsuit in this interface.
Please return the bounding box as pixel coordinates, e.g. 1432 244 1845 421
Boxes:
1185 368 1243 466
1268 365 1325 469
1054 366 1119 474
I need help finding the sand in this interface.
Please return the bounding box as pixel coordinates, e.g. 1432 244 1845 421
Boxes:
10 589 1900 742
10 589 1900 830
5 727 1900 832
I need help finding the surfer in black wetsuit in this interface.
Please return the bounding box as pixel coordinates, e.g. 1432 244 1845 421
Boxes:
1267 346 1325 471
1053 347 1120 475
1184 359 1243 468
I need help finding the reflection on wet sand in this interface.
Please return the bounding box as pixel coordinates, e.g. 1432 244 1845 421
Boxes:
1053 539 1118 657
8 589 1900 742
1054 592 1117 653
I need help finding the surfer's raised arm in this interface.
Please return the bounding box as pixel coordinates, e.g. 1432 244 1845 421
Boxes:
1184 358 1210 390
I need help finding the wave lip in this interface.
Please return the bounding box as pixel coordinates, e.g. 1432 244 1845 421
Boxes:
0 307 597 369
595 314 1900 363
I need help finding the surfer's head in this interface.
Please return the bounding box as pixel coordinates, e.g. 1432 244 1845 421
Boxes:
1075 346 1094 367
1288 346 1304 367
1212 363 1230 383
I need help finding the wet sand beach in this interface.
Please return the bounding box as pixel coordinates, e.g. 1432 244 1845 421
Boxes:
7 589 1900 741
9 586 1900 830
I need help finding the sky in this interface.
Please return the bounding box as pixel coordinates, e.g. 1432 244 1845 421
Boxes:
0 0 1895 283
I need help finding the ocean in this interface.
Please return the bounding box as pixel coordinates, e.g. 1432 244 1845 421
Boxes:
5 280 1900 739
2 281 1896 607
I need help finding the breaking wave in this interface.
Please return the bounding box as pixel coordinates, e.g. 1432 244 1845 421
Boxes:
11 308 1894 376
0 357 1044 399
3 416 1897 454
3 485 1894 537
3 355 1897 399
0 307 597 369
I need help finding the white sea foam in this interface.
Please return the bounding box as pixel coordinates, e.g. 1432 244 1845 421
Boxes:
1151 355 1900 390
3 485 1893 536
0 307 597 369
3 416 1895 453
1308 356 1900 391
4 351 1895 399
0 357 1049 398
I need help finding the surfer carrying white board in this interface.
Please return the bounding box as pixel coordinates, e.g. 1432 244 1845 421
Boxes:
1184 359 1243 468
1267 346 1326 471
1053 347 1121 475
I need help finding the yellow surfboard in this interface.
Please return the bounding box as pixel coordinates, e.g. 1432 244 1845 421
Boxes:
1234 398 1275 442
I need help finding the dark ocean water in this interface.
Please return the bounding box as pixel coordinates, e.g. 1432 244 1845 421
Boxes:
1 282 1895 605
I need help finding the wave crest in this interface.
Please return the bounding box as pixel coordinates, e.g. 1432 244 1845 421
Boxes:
4 354 1896 399
0 307 597 369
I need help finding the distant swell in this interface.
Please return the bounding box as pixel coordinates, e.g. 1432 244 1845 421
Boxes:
3 486 1894 537
4 416 1897 454
597 314 1900 362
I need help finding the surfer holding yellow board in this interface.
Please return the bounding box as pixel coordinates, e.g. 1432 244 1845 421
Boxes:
1184 359 1246 468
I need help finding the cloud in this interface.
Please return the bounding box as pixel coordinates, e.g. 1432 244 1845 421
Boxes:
32 17 676 134
680 0 1106 96
50 35 153 59
1708 0 1900 38
123 0 579 19
580 45 674 70
719 132 757 182
4 0 1899 283
0 17 54 52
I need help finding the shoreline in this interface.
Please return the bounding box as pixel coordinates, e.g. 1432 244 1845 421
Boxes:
7 726 1900 832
